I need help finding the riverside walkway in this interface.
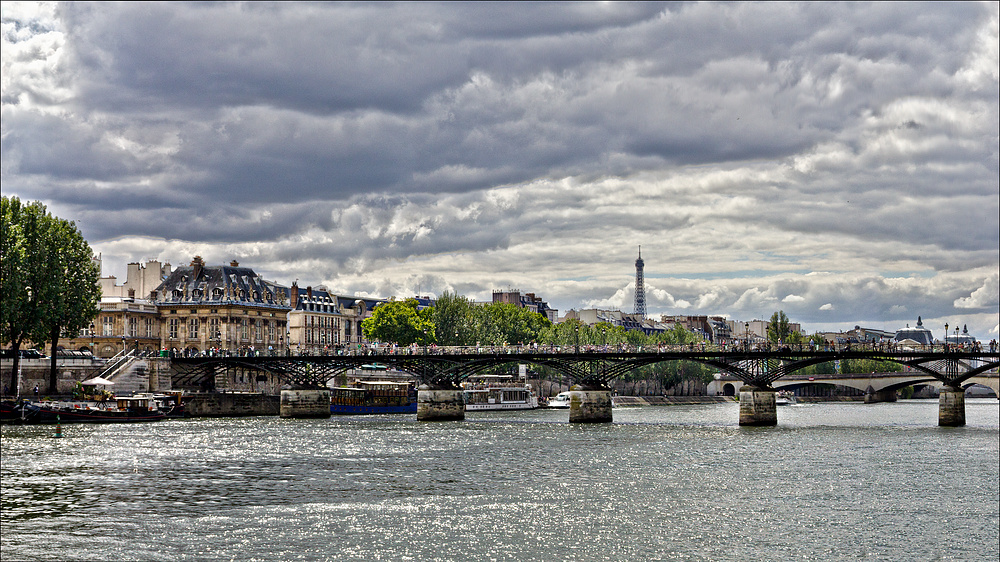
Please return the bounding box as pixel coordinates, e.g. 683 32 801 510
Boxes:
171 344 999 426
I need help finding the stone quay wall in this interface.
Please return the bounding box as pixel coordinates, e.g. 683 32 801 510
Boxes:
184 393 280 417
1 358 104 396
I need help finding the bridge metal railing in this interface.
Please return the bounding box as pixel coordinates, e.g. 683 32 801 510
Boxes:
165 340 995 359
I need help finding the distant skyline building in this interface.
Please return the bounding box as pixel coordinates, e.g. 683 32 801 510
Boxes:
634 246 646 318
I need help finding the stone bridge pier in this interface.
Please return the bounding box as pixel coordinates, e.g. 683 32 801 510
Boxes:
938 387 965 427
739 386 777 426
569 385 613 423
417 384 465 421
864 387 898 404
279 387 331 419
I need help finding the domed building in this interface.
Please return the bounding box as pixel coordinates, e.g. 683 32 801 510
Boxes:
894 316 934 346
945 324 977 346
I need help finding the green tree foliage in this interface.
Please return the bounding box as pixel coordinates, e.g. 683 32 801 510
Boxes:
1 197 42 392
471 302 550 346
1 196 100 392
767 310 791 344
654 323 700 345
36 216 101 391
430 291 473 345
361 298 436 346
807 333 827 346
537 319 632 348
426 294 551 347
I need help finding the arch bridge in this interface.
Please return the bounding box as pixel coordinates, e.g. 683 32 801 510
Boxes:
170 347 999 426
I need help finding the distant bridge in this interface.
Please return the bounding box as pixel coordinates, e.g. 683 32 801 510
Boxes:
704 371 999 402
773 371 999 398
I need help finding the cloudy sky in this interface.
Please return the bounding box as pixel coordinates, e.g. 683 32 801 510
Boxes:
3 2 998 339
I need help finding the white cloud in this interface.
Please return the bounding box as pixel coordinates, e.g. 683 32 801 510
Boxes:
954 273 1000 309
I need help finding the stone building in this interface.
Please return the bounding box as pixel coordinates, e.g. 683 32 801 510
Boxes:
98 256 172 300
563 308 671 335
285 283 374 354
61 296 161 358
149 257 291 355
662 315 734 342
492 290 559 321
60 256 170 357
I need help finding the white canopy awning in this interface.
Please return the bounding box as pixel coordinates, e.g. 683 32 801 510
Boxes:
81 376 114 386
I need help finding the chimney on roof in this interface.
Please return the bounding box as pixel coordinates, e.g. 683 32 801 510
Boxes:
291 282 299 309
231 260 239 267
191 256 205 279
307 286 313 301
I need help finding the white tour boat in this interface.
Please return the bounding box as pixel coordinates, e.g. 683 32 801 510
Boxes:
775 391 796 406
463 377 539 411
546 391 571 409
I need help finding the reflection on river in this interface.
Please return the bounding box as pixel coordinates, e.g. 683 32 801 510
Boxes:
2 399 998 561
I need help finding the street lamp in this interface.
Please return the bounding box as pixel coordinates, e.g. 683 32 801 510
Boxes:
745 322 750 351
90 322 95 355
944 323 949 348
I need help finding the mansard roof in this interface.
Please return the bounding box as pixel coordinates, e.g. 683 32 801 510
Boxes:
153 263 291 311
276 283 386 315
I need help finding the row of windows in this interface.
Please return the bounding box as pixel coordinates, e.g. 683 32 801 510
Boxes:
167 318 281 342
305 329 341 345
99 316 155 338
167 309 280 317
306 315 342 328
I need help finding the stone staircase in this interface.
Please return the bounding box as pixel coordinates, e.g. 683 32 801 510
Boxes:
101 351 165 396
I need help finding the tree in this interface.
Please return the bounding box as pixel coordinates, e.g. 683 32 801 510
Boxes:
361 298 436 346
35 216 101 392
2 197 50 394
656 323 700 345
807 333 827 347
767 310 791 344
1 197 101 393
430 292 474 345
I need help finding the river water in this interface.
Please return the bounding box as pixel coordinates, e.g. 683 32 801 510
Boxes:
2 399 998 562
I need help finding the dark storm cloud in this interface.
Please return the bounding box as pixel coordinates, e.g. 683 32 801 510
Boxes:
30 0 982 210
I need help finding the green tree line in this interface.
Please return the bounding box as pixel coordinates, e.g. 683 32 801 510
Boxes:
2 196 101 393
